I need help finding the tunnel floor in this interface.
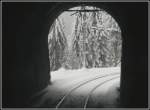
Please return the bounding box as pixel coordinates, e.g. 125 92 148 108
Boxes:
29 67 120 108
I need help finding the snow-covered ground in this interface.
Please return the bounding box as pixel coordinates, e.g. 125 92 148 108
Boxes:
29 67 120 108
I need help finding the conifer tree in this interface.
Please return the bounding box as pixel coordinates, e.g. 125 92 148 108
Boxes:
48 18 67 71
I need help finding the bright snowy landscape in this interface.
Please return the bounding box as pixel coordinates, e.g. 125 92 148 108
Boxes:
30 67 120 108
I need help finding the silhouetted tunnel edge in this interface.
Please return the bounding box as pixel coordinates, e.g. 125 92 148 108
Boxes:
2 2 148 108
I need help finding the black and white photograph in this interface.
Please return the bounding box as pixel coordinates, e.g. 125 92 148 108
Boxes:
2 1 148 109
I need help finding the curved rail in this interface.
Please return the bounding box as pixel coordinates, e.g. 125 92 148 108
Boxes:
83 76 120 109
56 73 120 108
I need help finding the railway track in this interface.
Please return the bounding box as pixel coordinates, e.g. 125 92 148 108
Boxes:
83 76 120 109
56 73 120 108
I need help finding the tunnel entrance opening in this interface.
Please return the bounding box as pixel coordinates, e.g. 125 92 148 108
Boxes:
47 5 122 108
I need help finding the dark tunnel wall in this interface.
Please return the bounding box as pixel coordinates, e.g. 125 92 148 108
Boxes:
2 3 52 107
2 2 148 108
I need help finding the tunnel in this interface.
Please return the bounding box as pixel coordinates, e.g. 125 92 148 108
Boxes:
2 2 148 108
45 5 122 108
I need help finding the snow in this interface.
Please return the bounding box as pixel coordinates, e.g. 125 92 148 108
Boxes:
50 67 120 92
29 5 122 107
51 67 120 81
29 67 120 107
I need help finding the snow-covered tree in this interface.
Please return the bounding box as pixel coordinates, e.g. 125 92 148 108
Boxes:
70 6 122 68
48 6 122 71
48 18 68 71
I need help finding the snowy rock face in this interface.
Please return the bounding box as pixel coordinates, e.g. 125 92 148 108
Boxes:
48 6 122 72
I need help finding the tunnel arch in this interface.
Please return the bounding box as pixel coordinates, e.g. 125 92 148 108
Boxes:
47 3 124 36
3 3 147 108
38 3 147 107
44 5 123 108
47 4 123 73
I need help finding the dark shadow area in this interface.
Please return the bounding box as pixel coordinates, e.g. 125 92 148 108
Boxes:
2 2 148 108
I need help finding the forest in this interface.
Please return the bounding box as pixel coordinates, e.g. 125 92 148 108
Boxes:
48 6 122 71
